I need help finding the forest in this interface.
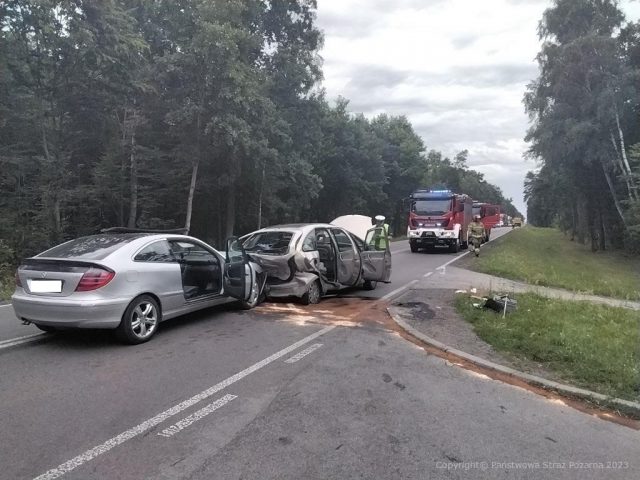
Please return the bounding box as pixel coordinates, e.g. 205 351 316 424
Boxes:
524 0 640 252
0 0 520 277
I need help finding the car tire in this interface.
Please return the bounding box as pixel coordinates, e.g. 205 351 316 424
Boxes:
363 280 377 291
35 324 58 333
240 275 261 310
116 295 160 345
301 280 322 305
409 241 419 253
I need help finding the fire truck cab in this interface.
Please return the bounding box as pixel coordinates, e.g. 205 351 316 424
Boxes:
407 189 473 253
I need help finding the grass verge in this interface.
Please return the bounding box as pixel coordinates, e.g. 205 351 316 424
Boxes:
455 293 640 401
471 227 640 300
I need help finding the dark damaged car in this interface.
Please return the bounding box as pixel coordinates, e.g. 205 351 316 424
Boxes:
241 216 391 304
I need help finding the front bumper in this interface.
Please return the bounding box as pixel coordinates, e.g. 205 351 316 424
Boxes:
408 228 457 246
11 291 130 329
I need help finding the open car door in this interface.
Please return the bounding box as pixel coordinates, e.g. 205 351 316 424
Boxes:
361 227 392 283
223 237 251 301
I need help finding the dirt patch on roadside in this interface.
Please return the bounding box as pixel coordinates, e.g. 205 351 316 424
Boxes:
250 289 640 428
391 288 578 384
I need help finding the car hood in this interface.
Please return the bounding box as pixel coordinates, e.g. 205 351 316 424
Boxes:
330 215 374 241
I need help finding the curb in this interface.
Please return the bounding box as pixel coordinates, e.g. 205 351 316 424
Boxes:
387 305 640 417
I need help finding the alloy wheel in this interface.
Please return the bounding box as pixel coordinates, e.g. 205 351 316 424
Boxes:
130 302 158 339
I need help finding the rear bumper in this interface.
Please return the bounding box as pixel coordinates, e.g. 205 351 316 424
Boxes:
11 292 129 328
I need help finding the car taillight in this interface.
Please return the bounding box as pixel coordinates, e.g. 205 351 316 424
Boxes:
75 268 115 292
15 270 22 287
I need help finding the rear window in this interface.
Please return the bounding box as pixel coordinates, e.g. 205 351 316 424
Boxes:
37 234 146 260
243 231 294 255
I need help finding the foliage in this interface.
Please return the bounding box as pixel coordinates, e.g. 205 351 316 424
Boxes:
0 0 519 259
421 150 522 220
524 0 640 251
455 293 640 401
469 226 640 300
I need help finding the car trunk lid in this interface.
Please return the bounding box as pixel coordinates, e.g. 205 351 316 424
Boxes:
17 258 114 297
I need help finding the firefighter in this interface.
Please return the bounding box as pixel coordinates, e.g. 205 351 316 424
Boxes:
372 215 390 250
467 214 485 257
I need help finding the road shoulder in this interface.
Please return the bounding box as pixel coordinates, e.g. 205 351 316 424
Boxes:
389 287 640 419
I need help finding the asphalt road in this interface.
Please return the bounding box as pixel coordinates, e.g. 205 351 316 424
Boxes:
1 228 638 480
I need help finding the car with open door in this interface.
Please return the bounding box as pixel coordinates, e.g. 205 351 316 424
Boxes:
11 229 263 344
240 216 391 304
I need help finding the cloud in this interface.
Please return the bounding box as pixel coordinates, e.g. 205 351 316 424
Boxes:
451 33 479 49
315 0 640 216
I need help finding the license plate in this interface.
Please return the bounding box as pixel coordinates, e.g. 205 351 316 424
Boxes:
29 280 63 293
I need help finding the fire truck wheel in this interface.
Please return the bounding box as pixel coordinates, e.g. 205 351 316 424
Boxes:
410 241 419 253
449 238 460 253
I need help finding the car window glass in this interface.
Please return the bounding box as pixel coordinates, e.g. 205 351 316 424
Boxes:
134 240 174 262
331 228 354 253
38 234 147 260
169 241 217 262
302 232 316 251
243 231 293 255
350 233 364 251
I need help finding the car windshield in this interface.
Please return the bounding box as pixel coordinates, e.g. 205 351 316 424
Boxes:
37 234 145 260
243 231 294 255
412 199 452 216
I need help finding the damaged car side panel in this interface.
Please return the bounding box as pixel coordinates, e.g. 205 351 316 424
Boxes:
242 219 391 304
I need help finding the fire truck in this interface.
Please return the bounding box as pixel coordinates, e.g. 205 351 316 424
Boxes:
407 189 473 253
472 202 501 242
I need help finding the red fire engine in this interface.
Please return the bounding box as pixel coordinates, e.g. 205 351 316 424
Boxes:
472 202 501 241
407 189 473 253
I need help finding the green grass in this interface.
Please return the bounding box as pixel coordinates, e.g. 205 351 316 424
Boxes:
455 293 640 401
473 227 640 300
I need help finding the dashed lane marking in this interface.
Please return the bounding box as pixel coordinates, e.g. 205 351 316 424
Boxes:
380 280 419 301
0 333 47 350
32 324 336 480
284 343 323 363
157 394 237 438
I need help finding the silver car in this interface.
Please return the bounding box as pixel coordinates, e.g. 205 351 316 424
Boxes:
12 231 262 344
241 216 391 304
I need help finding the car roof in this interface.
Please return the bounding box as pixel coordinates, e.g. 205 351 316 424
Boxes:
251 223 334 233
34 233 214 261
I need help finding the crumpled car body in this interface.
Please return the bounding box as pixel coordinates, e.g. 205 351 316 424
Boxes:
241 217 392 302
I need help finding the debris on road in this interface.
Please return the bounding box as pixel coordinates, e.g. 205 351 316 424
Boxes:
483 294 518 316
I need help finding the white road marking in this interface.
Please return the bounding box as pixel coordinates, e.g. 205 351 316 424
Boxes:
0 333 47 350
437 251 470 269
380 280 419 301
157 394 237 438
284 343 323 363
0 303 12 308
32 324 336 480
423 271 434 278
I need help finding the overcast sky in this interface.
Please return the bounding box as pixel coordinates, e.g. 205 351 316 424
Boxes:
314 0 640 215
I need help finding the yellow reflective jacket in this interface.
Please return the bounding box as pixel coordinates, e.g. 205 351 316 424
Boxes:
467 221 485 238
